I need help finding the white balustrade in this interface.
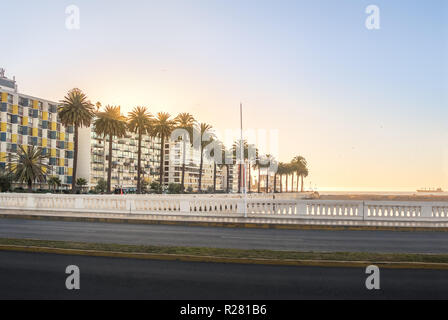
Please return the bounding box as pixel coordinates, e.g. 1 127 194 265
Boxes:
0 193 447 223
302 200 363 220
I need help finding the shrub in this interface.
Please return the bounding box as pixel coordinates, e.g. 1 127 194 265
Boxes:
0 172 12 192
94 178 107 194
168 183 181 194
150 181 162 194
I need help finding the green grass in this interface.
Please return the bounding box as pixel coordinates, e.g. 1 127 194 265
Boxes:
1 237 448 264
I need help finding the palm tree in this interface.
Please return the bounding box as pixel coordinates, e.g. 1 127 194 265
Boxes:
207 140 224 193
289 162 297 192
286 162 294 192
94 106 127 193
247 145 258 193
59 88 95 193
262 154 274 193
271 159 279 193
95 101 102 113
292 156 308 192
196 123 214 192
48 176 61 192
76 177 88 192
299 166 309 192
220 146 233 193
128 107 153 194
277 162 288 193
151 112 175 186
174 113 195 193
8 145 49 192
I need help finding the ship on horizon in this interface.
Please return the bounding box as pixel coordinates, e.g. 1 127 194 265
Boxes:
416 187 444 193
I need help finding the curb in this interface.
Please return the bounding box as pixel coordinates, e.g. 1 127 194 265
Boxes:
0 213 447 232
1 244 448 270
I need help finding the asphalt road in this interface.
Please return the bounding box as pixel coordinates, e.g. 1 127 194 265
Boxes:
1 218 448 253
0 251 447 299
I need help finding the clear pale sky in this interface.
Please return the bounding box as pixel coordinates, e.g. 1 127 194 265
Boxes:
1 0 447 191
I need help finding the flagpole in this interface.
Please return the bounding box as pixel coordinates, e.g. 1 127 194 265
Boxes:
240 103 247 218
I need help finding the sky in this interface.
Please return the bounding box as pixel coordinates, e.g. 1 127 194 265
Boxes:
1 0 447 191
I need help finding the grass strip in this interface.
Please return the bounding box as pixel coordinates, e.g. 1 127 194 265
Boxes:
0 237 448 264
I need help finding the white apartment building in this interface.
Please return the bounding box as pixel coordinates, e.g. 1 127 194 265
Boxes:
77 126 161 190
164 139 225 192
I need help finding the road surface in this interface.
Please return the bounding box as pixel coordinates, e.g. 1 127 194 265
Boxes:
0 218 448 253
0 251 447 299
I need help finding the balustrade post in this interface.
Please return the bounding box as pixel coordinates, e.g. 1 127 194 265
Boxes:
296 200 307 215
126 199 136 213
421 204 433 219
180 200 190 213
74 197 84 210
26 195 36 209
361 201 366 220
237 200 246 216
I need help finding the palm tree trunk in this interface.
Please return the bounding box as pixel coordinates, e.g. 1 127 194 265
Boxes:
181 139 186 193
280 174 283 193
274 173 277 193
258 167 261 193
198 148 204 192
28 178 33 193
226 165 230 193
159 135 165 186
213 163 217 193
286 174 288 193
248 165 251 193
137 132 142 194
296 172 299 193
266 169 269 193
72 126 79 193
107 135 113 193
301 175 304 192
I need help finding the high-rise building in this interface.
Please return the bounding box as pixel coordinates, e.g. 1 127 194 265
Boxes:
77 126 161 190
164 139 225 192
0 70 74 188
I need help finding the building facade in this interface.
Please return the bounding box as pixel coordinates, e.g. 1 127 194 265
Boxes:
164 139 225 192
0 72 74 188
77 126 161 190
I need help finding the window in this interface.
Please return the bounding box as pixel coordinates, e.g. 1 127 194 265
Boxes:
19 97 28 106
49 104 57 113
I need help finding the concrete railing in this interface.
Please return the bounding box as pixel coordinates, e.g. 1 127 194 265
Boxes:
0 193 448 223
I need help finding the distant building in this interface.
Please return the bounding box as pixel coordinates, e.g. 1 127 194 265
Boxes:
164 139 225 192
0 71 74 189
